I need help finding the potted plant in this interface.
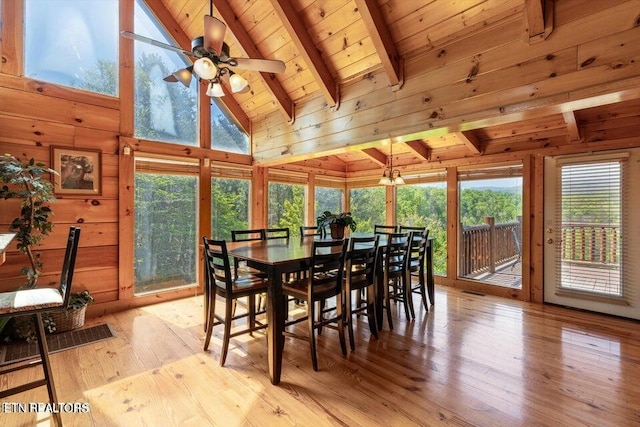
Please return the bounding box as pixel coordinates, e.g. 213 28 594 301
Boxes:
316 211 357 239
0 153 57 288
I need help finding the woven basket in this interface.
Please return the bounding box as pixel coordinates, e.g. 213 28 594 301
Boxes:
47 306 87 333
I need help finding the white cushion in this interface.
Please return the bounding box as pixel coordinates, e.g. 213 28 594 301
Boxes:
0 288 64 315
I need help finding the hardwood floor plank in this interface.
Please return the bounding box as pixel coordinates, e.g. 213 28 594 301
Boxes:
2 287 640 426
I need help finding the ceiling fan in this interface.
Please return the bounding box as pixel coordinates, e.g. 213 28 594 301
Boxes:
121 2 286 97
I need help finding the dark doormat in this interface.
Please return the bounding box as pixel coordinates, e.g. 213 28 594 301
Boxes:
0 323 116 366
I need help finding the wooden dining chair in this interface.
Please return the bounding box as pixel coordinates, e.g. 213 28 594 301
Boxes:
300 225 324 239
374 224 398 234
202 237 268 366
266 227 290 240
399 225 427 234
230 228 266 278
282 239 348 371
381 232 411 330
0 227 81 427
406 229 430 316
343 235 379 351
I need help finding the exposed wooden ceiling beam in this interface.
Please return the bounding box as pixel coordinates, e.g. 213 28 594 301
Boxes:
404 140 431 161
269 0 339 108
525 0 553 44
455 131 483 154
354 0 402 89
563 111 582 143
212 0 294 123
361 148 387 167
145 0 251 133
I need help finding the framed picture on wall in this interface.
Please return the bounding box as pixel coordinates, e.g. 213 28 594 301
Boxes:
51 146 102 196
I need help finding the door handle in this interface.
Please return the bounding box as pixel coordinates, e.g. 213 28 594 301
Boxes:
547 238 554 244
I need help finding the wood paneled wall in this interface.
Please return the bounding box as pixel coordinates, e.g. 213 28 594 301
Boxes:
0 79 121 306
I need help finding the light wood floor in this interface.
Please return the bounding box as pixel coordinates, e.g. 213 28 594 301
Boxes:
2 286 640 427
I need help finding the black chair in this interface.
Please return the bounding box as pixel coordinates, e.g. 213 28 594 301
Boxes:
0 227 81 426
266 227 290 240
406 229 430 316
230 228 266 278
374 224 397 235
399 225 427 234
343 235 379 351
381 232 411 330
202 237 268 366
300 225 324 239
282 239 348 371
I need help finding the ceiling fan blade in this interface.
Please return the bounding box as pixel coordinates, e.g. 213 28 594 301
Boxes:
121 31 194 57
204 15 226 56
232 58 286 74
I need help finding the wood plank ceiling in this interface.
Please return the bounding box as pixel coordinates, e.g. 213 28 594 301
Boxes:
154 0 640 173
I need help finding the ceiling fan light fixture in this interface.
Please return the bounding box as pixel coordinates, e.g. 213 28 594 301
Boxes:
193 57 217 80
206 80 225 97
229 71 249 93
172 68 193 87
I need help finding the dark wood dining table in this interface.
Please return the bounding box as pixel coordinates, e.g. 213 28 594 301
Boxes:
225 234 434 385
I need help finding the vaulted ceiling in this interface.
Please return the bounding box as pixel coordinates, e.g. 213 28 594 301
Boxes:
151 0 640 173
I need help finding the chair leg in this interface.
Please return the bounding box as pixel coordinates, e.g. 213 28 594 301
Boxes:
365 285 378 339
405 273 415 319
203 292 216 351
248 295 256 336
418 270 429 311
308 298 319 371
384 280 394 331
345 288 356 352
336 293 347 356
220 298 233 367
33 313 63 427
204 281 210 332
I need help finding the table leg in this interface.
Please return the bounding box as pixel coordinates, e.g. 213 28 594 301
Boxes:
267 266 285 384
375 247 385 330
426 240 435 305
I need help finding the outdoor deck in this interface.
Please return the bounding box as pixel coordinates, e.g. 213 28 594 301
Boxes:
469 261 621 295
469 260 522 288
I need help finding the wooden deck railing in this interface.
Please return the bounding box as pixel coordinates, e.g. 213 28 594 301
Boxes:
459 217 521 277
460 219 619 277
561 222 619 265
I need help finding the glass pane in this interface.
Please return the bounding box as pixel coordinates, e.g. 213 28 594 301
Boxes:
349 187 386 233
211 178 250 240
314 187 343 219
24 0 119 96
134 172 198 294
459 175 523 288
559 161 622 295
397 183 447 275
211 100 250 154
268 183 305 237
134 0 198 146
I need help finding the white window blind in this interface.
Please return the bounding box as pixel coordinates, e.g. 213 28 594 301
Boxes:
555 154 630 301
